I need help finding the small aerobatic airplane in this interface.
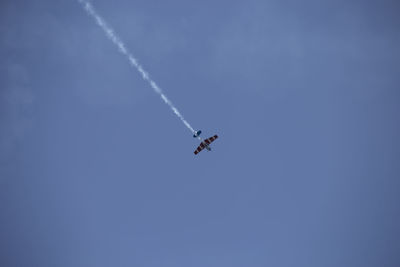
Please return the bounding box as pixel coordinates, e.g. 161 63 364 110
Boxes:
193 130 219 155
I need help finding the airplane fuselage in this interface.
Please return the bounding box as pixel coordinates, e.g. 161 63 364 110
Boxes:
198 137 211 151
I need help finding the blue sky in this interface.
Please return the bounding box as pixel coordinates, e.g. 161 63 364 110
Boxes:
1 0 399 266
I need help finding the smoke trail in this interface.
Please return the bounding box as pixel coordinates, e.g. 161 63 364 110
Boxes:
78 0 195 134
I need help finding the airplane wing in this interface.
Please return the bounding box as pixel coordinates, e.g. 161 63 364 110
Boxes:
194 142 206 155
204 135 218 145
194 135 218 155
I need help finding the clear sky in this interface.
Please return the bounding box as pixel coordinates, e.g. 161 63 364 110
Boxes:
1 0 399 266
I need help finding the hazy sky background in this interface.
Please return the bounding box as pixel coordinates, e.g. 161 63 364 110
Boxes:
1 0 399 266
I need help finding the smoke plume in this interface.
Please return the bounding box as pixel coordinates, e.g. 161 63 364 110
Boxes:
78 0 195 133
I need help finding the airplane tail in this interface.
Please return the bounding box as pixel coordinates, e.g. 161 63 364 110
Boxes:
193 130 202 138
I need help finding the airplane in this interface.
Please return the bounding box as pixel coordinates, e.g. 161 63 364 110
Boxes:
193 130 219 155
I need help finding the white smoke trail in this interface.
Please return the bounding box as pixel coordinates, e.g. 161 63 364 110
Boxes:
78 0 195 134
